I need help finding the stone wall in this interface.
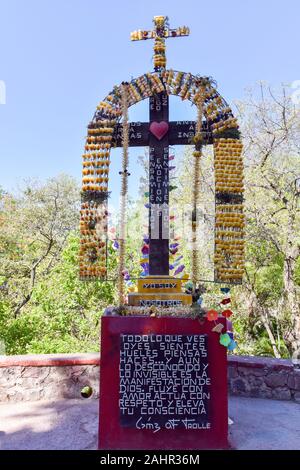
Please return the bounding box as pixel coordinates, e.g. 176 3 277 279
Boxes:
0 353 299 403
0 354 100 402
228 355 300 402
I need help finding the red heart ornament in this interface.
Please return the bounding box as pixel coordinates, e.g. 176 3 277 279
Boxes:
150 121 169 140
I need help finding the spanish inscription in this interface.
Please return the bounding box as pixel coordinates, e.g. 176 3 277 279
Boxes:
140 300 182 307
149 92 169 275
142 283 177 289
119 334 210 432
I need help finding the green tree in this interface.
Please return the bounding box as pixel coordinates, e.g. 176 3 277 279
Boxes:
236 84 300 357
0 175 116 353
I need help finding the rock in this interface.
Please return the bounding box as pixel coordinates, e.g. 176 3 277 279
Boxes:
0 388 10 401
249 387 272 399
23 389 42 401
82 366 99 382
16 377 41 389
265 372 288 388
41 380 77 400
287 370 300 391
71 366 88 377
21 366 50 381
228 366 238 379
43 367 73 383
248 375 264 387
293 392 300 403
272 387 291 400
238 366 267 377
0 367 21 386
231 378 249 394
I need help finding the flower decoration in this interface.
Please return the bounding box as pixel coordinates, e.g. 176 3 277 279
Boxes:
207 310 218 322
174 265 185 276
227 339 237 351
143 235 150 244
221 298 231 305
221 287 230 294
214 138 244 284
81 71 243 284
112 240 119 251
141 244 149 256
222 309 233 318
219 333 231 347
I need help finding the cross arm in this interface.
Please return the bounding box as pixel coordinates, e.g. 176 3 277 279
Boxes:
130 30 155 41
112 121 212 147
130 28 190 41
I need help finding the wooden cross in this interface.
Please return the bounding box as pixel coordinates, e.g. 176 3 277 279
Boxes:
113 18 202 277
113 99 211 276
130 16 190 72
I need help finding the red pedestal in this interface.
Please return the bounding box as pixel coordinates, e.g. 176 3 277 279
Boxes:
99 316 228 450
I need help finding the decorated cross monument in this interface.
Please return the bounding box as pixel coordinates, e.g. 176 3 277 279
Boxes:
80 16 244 450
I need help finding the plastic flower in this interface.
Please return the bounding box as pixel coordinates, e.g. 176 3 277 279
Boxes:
207 310 218 322
222 309 233 318
227 339 237 351
174 265 185 276
219 333 231 347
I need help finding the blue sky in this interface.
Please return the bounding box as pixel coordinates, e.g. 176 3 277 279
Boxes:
0 0 299 205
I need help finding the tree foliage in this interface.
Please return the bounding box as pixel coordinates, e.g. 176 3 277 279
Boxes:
173 84 300 358
0 175 115 354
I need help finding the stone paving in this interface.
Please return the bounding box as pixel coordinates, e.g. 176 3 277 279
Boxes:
0 396 299 450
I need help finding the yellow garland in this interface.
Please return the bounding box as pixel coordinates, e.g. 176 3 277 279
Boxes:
191 91 204 288
117 84 130 305
214 138 245 283
80 71 243 282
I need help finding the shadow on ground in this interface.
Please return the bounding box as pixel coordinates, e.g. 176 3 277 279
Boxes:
0 396 300 450
0 399 98 450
